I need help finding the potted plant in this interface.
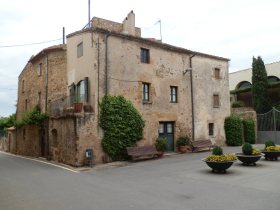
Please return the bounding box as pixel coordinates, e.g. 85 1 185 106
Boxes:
235 143 263 166
154 137 168 157
202 146 237 173
262 140 280 160
176 136 190 153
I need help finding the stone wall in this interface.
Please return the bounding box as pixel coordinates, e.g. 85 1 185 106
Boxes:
16 125 41 157
49 117 77 166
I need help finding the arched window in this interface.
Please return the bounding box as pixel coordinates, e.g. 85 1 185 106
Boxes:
237 81 251 89
268 76 280 83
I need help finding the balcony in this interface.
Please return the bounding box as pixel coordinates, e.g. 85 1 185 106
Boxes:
50 95 94 118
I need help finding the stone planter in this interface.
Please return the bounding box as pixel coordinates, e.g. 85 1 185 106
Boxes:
262 151 280 161
202 159 235 173
235 153 263 166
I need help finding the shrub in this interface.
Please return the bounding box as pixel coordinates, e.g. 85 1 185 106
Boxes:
100 96 145 161
155 137 168 151
212 146 223 155
243 119 255 144
265 140 275 148
242 143 253 155
224 116 243 146
176 136 190 147
205 154 237 162
265 146 280 151
231 101 244 108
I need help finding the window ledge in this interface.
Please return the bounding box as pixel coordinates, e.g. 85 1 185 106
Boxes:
142 101 152 105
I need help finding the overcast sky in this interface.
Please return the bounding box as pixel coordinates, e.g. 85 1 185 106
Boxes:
1 0 280 117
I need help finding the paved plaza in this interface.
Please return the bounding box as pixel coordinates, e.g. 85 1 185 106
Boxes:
0 145 279 210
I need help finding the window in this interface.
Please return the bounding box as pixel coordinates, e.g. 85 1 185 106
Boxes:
159 123 164 134
77 42 83 58
214 68 220 79
141 48 150 63
37 92 41 107
209 123 214 136
142 83 150 102
25 99 28 111
170 86 178 103
37 63 42 76
22 80 25 93
213 94 220 108
76 77 89 103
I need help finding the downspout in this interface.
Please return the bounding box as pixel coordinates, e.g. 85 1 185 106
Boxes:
105 33 111 95
45 53 50 159
190 54 196 141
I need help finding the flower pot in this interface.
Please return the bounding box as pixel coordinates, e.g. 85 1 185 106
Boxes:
157 150 164 158
202 159 235 173
235 153 263 166
74 103 83 113
178 145 191 153
262 151 280 161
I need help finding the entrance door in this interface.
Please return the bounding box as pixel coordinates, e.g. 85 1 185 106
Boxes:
158 122 174 152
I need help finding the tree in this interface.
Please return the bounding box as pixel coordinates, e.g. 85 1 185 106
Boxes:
99 95 145 161
251 56 271 113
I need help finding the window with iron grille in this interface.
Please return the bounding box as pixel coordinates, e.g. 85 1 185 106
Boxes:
141 48 150 63
142 83 150 102
170 86 178 103
37 63 42 76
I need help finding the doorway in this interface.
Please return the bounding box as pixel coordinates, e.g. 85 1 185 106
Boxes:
158 122 175 152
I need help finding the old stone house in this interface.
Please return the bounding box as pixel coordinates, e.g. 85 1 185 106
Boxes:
16 44 67 158
47 11 230 166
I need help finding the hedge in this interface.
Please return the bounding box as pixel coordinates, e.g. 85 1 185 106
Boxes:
243 119 255 144
224 116 243 146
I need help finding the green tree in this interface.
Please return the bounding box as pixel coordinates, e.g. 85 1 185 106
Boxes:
0 114 16 136
100 96 145 161
251 56 271 113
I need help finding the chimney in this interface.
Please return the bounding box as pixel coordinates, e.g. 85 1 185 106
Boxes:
122 10 136 36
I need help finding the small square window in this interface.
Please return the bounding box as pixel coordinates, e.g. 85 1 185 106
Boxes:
77 42 83 58
213 94 220 108
209 123 214 136
142 83 150 102
141 48 150 63
214 68 220 79
170 86 178 103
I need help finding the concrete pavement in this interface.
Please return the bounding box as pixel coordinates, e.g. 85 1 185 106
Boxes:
0 145 280 210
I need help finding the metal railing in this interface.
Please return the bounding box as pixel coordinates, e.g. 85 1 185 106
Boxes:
50 95 95 117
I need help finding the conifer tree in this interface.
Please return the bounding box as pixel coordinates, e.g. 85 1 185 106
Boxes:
251 56 271 113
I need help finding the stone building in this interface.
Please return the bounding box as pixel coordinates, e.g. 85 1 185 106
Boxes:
49 11 230 166
16 44 67 158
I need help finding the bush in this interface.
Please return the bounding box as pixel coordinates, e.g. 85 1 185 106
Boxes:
100 96 145 161
176 136 190 147
155 137 168 151
212 146 223 155
265 140 275 148
224 116 243 146
242 143 253 155
231 101 244 108
243 119 255 144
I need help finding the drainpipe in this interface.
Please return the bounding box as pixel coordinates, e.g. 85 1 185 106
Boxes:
44 53 50 159
105 33 111 95
190 54 196 141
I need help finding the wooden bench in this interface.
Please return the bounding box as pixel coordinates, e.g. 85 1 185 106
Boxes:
191 139 214 152
127 145 160 160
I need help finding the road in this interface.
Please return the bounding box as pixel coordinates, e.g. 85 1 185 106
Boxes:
0 146 280 210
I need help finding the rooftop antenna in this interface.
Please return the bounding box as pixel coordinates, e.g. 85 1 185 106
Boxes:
88 0 91 27
155 19 162 42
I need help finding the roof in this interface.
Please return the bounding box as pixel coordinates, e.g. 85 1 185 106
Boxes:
67 27 230 62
